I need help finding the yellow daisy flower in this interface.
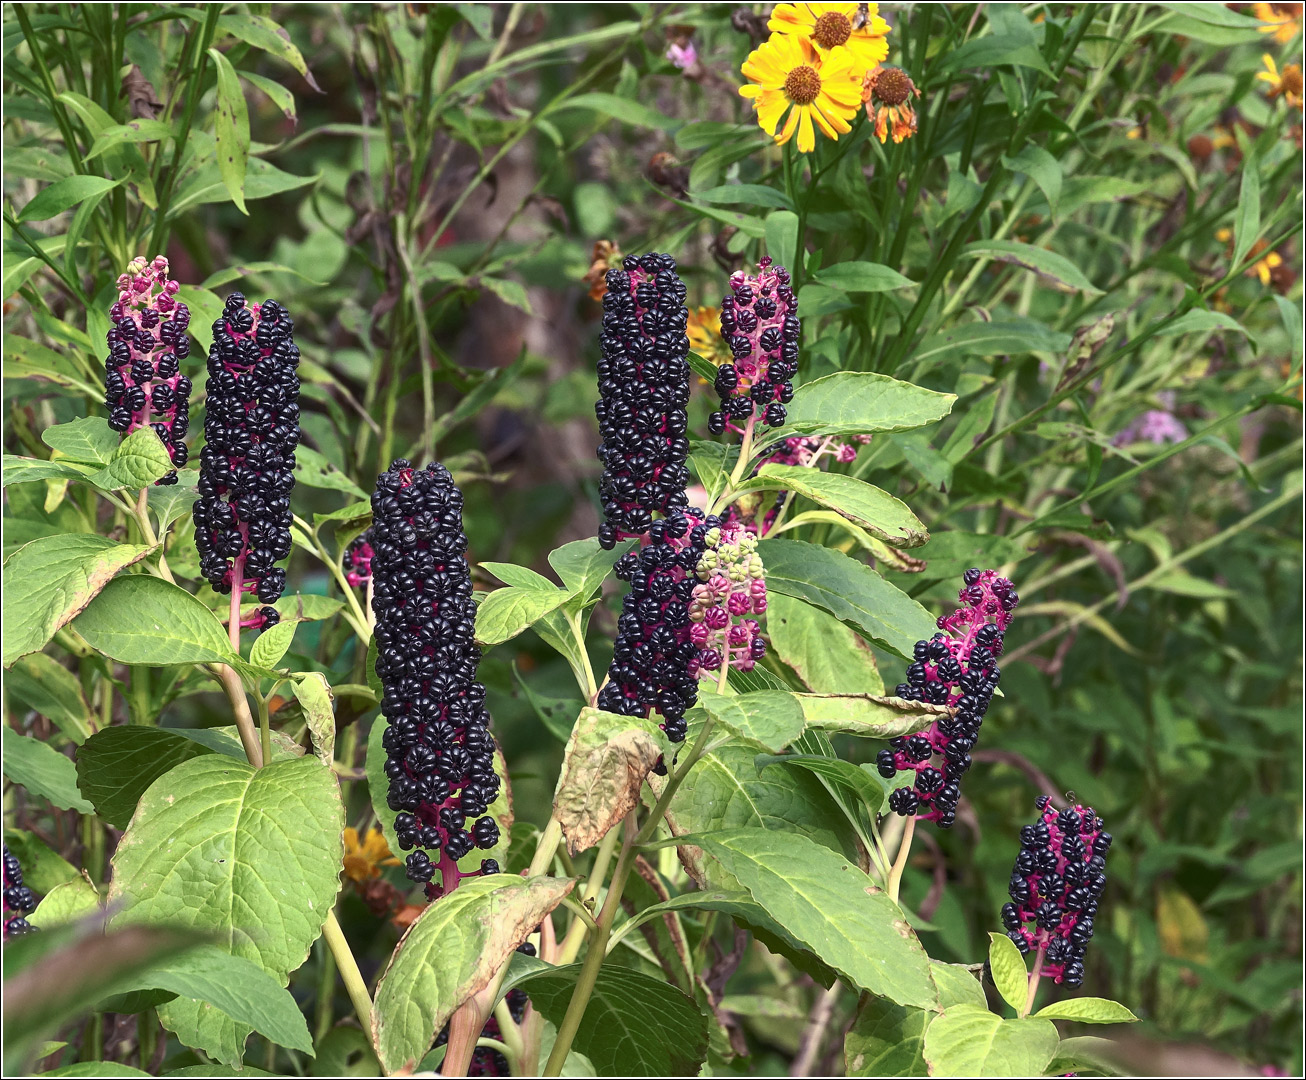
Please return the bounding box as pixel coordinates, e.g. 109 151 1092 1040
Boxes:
767 3 891 70
863 65 919 144
343 826 401 883
1253 2 1303 43
1257 53 1304 107
687 306 731 366
740 35 863 153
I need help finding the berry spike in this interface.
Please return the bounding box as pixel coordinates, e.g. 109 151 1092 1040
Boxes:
598 510 711 746
104 255 193 485
3 844 38 939
193 292 301 634
708 257 799 437
594 252 692 549
878 568 1019 828
1001 798 1110 988
370 459 502 899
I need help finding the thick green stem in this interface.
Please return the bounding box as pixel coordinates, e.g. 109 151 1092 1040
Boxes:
321 909 375 1035
886 815 915 904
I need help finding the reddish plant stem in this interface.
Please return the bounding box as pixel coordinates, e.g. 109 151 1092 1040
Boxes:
1021 944 1047 1018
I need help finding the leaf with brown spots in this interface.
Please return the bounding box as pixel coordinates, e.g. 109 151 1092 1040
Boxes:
551 707 667 855
371 874 575 1073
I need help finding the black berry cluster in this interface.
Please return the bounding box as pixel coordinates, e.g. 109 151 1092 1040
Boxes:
370 460 502 898
344 529 374 588
597 511 713 745
104 255 192 484
1002 797 1111 988
3 844 37 939
877 569 1019 828
434 942 535 1074
192 293 301 633
594 252 692 549
707 257 799 436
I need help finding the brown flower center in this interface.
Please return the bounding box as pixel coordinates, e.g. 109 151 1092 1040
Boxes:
873 66 913 106
1283 65 1304 94
812 11 853 48
784 64 822 105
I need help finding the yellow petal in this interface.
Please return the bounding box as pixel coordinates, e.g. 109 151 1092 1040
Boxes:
777 105 802 146
757 94 790 135
796 106 817 152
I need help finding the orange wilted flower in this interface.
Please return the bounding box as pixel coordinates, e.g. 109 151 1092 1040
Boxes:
583 240 624 301
1257 54 1304 107
1253 2 1303 43
342 826 401 884
863 65 919 144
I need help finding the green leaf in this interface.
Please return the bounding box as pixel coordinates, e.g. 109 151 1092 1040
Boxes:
768 594 882 695
273 593 344 622
689 440 734 505
126 946 314 1056
3 829 79 895
547 538 633 601
1157 308 1252 340
659 733 863 887
844 994 930 1077
294 445 368 499
768 371 955 441
17 175 120 222
555 92 677 130
815 262 916 292
109 755 344 1066
29 876 101 930
518 963 710 1077
208 48 250 214
1233 152 1261 271
1 728 93 812
371 874 575 1074
756 753 891 816
5 652 94 743
694 689 806 753
742 464 928 548
1045 1035 1124 1075
292 673 335 767
1 455 95 488
794 693 948 738
168 158 317 218
688 829 936 1008
218 13 320 88
693 184 795 211
475 584 570 646
42 417 119 465
248 618 297 670
514 666 582 743
73 574 237 665
765 210 800 276
942 34 1053 76
1001 146 1061 217
88 427 173 490
1034 998 1139 1024
83 119 173 160
552 707 666 854
922 1006 1059 1077
2 535 156 667
987 931 1029 1013
960 240 1103 295
758 539 938 660
75 726 213 829
239 70 296 124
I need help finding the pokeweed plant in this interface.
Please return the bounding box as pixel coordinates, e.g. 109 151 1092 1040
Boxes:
2 3 1301 1080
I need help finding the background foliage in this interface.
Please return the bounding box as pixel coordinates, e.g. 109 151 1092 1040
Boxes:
3 2 1302 1077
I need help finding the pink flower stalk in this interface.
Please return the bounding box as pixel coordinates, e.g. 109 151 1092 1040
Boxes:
1002 797 1111 988
709 257 799 435
344 530 375 588
878 569 1019 828
686 520 768 676
104 255 192 484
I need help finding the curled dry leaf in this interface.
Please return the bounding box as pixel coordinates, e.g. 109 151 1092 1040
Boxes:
552 707 666 855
